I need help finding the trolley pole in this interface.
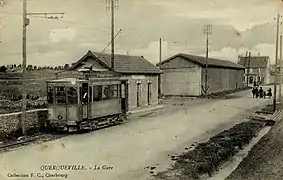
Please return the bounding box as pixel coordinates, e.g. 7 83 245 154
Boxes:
21 0 27 135
274 13 280 112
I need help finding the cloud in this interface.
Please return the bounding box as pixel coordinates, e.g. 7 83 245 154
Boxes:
0 0 281 67
49 28 77 43
129 40 170 64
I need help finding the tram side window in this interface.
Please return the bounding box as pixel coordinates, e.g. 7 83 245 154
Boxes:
93 86 102 101
102 85 118 100
111 85 118 99
67 87 78 104
55 86 66 104
47 87 54 104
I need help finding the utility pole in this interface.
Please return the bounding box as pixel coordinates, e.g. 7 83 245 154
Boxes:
274 13 280 112
203 24 212 98
158 38 162 98
21 0 65 136
159 38 162 67
106 0 118 69
280 34 282 101
22 0 27 135
0 1 5 43
247 52 251 87
244 51 248 87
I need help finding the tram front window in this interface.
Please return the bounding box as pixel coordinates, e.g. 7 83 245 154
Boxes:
55 86 66 104
67 87 78 104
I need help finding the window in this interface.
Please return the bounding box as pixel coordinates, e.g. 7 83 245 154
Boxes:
102 85 118 100
112 85 118 98
67 87 78 104
47 86 54 104
55 86 66 104
102 85 110 100
93 86 102 101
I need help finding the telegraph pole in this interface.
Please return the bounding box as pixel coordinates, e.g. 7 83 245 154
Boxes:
244 51 249 87
111 0 114 69
274 13 280 112
21 0 65 135
159 38 162 67
106 0 118 69
22 0 27 135
280 34 282 101
247 52 251 87
203 24 212 98
158 38 162 98
0 0 5 43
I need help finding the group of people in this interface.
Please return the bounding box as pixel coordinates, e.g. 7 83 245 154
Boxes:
252 86 272 98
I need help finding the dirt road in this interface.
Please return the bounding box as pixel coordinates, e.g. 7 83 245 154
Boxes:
0 89 272 180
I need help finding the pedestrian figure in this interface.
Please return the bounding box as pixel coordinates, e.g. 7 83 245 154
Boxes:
259 87 264 98
253 81 256 87
263 90 266 99
252 88 256 98
267 88 272 98
255 87 259 98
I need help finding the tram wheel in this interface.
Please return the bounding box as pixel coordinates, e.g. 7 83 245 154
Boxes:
76 125 82 133
91 122 97 131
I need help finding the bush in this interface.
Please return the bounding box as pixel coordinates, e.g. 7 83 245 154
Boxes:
155 121 265 179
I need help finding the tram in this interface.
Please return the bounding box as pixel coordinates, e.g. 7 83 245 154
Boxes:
46 77 128 132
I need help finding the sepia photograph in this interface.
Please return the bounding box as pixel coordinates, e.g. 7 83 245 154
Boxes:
0 0 283 179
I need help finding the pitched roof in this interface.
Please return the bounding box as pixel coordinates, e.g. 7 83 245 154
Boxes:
157 53 245 70
238 56 269 68
70 51 161 74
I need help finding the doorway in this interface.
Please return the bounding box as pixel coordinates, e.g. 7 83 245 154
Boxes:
81 83 88 119
121 81 128 112
147 82 152 105
137 82 141 107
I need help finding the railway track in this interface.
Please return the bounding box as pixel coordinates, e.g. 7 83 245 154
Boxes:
0 134 67 153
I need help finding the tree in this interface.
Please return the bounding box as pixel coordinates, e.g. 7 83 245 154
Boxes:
64 64 70 70
27 65 33 70
0 65 7 73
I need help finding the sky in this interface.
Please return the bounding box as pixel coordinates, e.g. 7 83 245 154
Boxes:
0 0 283 66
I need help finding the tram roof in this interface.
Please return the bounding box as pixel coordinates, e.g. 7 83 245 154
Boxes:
47 77 126 83
47 78 86 83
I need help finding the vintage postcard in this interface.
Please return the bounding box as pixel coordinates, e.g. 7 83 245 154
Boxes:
0 0 283 180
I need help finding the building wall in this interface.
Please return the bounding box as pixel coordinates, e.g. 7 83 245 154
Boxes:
160 56 202 96
244 67 269 85
125 75 159 111
201 67 244 94
161 68 202 96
